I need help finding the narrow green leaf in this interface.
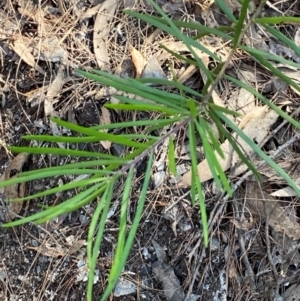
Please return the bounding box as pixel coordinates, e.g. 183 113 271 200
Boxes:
3 182 106 227
214 0 237 23
242 45 300 69
105 103 179 115
233 0 251 47
168 136 177 176
9 146 130 159
209 109 260 182
88 117 183 130
196 118 231 194
208 103 242 117
255 16 300 24
137 15 233 39
100 153 153 301
200 118 225 159
0 168 113 189
136 77 203 98
261 24 300 59
109 167 134 279
35 183 108 224
248 51 300 95
12 177 107 202
124 4 218 82
77 69 191 112
87 184 113 301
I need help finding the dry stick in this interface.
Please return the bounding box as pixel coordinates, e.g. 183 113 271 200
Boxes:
258 106 300 149
262 192 281 298
232 196 258 295
237 227 258 297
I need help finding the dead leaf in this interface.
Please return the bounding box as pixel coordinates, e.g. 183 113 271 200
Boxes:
11 37 45 75
270 187 299 197
114 59 136 78
27 244 65 257
80 4 102 19
232 69 256 114
93 0 118 70
37 37 66 63
68 239 86 255
181 140 232 185
142 55 167 80
246 181 300 241
99 107 111 150
231 106 278 175
270 174 300 197
152 261 185 301
3 153 28 220
45 65 65 116
130 45 146 78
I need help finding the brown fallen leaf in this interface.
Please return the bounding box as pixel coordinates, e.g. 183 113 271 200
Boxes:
142 55 167 80
80 4 102 20
100 107 111 149
93 0 118 70
27 244 65 257
99 107 111 150
68 239 86 255
231 106 278 176
44 65 65 116
11 37 45 75
152 261 185 301
130 45 146 78
246 181 300 241
181 140 232 185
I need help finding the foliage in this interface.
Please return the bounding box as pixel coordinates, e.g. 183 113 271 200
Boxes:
1 0 300 300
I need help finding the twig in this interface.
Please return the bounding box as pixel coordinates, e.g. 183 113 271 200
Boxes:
237 227 258 295
257 182 280 298
258 106 300 149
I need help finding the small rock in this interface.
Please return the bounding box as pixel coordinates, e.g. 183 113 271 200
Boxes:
210 237 220 251
114 278 137 297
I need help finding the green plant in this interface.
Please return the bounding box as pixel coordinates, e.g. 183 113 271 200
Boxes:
1 0 300 300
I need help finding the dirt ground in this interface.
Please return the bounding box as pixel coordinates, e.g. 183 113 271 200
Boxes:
1 0 300 300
